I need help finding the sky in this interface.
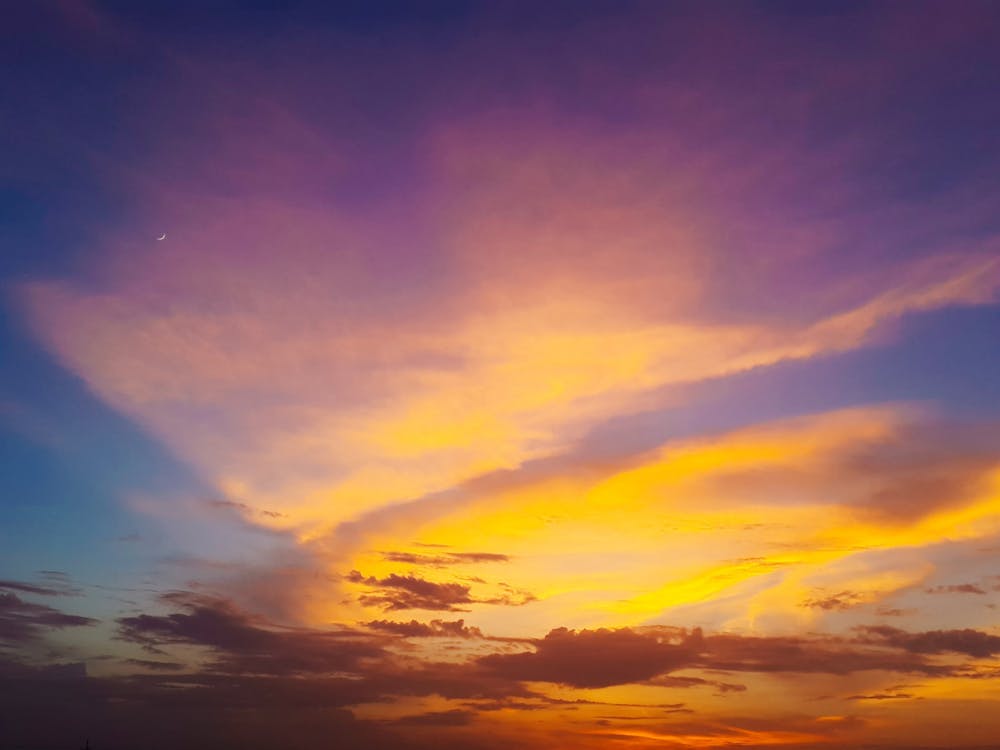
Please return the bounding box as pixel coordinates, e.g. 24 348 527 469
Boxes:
2 1 1000 748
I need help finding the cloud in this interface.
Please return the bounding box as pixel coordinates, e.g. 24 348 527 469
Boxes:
0 578 80 597
381 551 510 567
347 572 479 612
479 623 974 688
856 625 1000 658
0 592 96 646
925 584 986 595
365 619 484 639
7 603 1000 750
802 590 868 611
110 592 1000 710
347 571 534 612
700 631 950 676
117 591 383 674
351 405 1000 635
647 674 747 693
111 592 535 706
391 709 476 727
479 627 703 688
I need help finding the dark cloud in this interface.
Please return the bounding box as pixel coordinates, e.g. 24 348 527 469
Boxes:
479 582 537 608
701 632 949 675
373 661 535 703
112 591 534 705
347 571 533 612
381 551 510 567
450 553 508 563
0 592 96 645
479 623 969 688
348 571 478 611
9 588 997 750
117 591 383 674
801 590 866 611
110 593 1000 712
647 674 747 693
6 606 1000 750
480 627 703 688
855 625 1000 658
925 583 986 595
951 664 1000 679
0 579 74 596
366 618 484 638
0 575 82 596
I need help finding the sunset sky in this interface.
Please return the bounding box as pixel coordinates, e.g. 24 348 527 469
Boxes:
2 2 1000 749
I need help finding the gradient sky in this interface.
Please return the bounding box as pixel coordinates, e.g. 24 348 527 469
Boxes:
3 2 1000 749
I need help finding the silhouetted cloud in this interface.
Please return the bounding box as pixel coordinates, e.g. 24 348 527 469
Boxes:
347 571 533 612
114 593 533 707
478 624 966 688
0 592 96 645
117 591 383 674
647 674 747 693
0 576 81 596
701 631 950 675
480 627 703 688
856 625 1000 658
0 579 70 596
366 618 484 638
381 551 510 567
347 571 478 611
875 607 914 617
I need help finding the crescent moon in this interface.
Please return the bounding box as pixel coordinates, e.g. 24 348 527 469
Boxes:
156 233 167 241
